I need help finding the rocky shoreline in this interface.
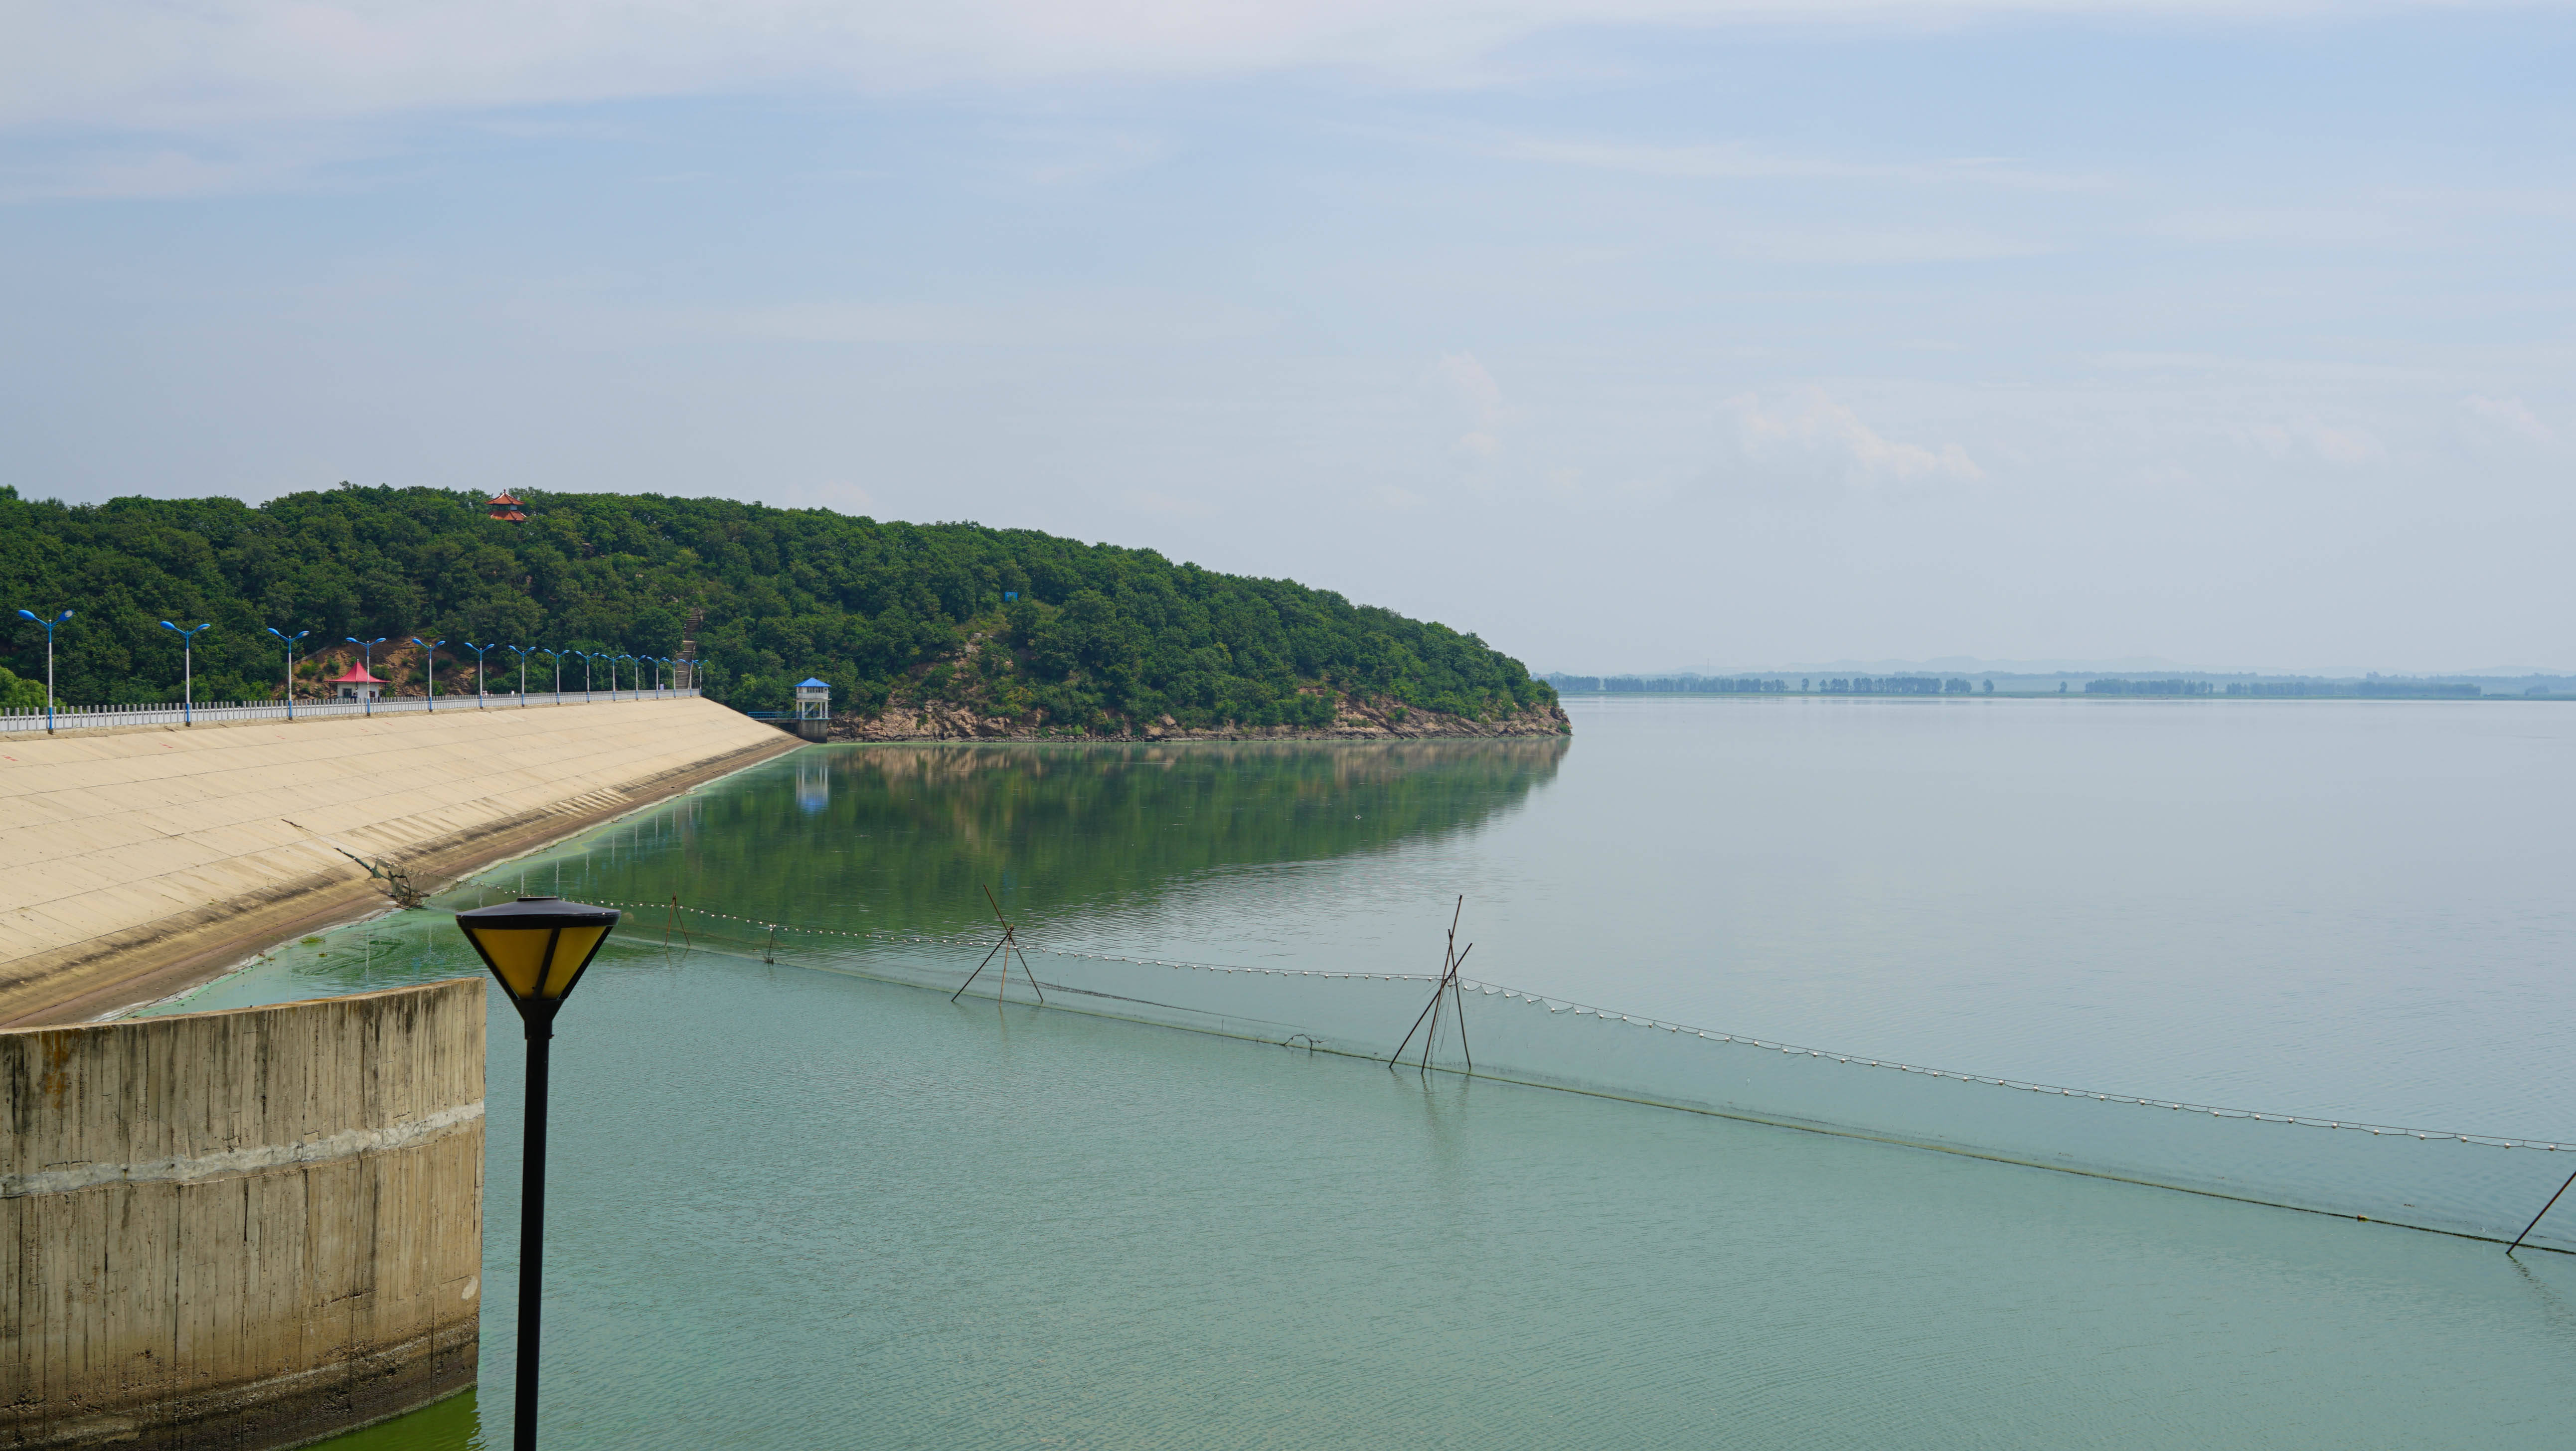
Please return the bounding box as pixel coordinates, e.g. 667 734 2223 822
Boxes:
827 693 1570 743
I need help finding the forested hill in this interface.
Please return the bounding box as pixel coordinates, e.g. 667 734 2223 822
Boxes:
0 485 1558 733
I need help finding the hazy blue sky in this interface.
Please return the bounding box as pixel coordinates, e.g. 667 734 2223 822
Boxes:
3 3 2570 674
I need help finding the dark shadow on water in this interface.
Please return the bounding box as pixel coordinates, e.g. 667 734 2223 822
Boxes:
465 737 1571 940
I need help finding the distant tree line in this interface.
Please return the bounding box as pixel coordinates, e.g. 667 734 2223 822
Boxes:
2086 679 2216 696
1542 669 2532 702
1544 673 1999 696
0 485 1556 730
1545 675 1788 694
1814 676 1979 695
2223 680 2483 699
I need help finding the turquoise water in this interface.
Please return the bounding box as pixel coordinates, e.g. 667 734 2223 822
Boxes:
152 699 2576 1448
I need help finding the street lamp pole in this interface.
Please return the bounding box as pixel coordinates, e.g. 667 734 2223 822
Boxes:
452 895 622 1451
507 645 533 706
159 621 212 726
13 609 72 733
410 639 446 712
579 651 593 704
347 637 387 716
465 642 498 708
266 627 309 720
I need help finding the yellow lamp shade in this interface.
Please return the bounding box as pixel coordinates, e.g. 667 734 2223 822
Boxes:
455 896 621 1015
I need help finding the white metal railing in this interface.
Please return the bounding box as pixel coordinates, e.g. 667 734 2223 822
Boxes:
0 688 703 735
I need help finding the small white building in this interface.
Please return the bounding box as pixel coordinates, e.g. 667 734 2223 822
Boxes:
794 677 831 740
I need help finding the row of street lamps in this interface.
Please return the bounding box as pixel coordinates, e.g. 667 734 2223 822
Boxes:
292 635 680 713
11 609 686 728
276 634 692 717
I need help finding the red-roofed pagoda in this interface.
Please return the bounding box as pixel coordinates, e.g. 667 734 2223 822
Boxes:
487 492 527 522
327 663 388 702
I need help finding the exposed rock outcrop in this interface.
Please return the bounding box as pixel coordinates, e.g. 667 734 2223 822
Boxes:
828 692 1570 742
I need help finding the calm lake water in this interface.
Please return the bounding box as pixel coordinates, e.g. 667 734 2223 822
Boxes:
153 697 2576 1449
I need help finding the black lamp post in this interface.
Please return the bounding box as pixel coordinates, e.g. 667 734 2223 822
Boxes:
453 895 622 1451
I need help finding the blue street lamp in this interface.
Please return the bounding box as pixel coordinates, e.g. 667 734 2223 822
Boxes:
464 642 498 709
575 650 595 704
347 637 388 716
411 639 446 712
159 621 212 726
266 627 309 720
540 649 564 702
13 608 72 734
506 644 537 706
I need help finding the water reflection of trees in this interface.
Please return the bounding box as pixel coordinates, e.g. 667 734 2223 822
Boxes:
619 739 1568 935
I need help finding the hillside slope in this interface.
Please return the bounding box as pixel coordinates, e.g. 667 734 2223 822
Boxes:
0 485 1563 737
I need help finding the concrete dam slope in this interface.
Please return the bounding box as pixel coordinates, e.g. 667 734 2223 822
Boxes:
0 698 796 1027
1 978 485 1451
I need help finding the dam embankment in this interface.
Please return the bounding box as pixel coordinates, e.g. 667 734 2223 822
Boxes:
0 698 797 1027
2 978 485 1450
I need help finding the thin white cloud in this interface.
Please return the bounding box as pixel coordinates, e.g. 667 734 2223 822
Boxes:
1122 488 1216 519
0 128 384 201
2246 418 2386 465
715 294 1286 347
1495 137 2103 191
2149 206 2419 245
1729 389 1985 493
1713 223 2050 263
2463 394 2557 445
2087 351 2437 385
0 1 2477 130
1437 352 1504 425
1436 351 1507 461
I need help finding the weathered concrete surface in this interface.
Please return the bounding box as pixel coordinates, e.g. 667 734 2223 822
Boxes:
0 698 796 1027
1 979 485 1450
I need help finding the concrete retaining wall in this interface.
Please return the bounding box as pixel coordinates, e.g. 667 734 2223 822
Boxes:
0 697 796 1025
1 978 485 1450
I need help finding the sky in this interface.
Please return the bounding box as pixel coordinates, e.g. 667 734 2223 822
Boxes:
2 3 2571 675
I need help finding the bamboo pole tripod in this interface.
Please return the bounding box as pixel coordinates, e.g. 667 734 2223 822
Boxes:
1390 896 1474 1076
2506 1166 2576 1254
955 884 1045 1010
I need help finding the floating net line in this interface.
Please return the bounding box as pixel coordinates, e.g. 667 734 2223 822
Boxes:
587 897 2576 1251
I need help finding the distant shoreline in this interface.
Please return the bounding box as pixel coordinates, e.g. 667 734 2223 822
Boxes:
1553 690 2563 703
826 696 1573 742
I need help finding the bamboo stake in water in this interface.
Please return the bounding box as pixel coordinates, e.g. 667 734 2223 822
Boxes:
956 884 1045 1006
1391 898 1472 1075
2506 1167 2576 1253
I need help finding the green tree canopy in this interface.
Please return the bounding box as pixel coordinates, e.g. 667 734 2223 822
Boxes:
0 484 1556 732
